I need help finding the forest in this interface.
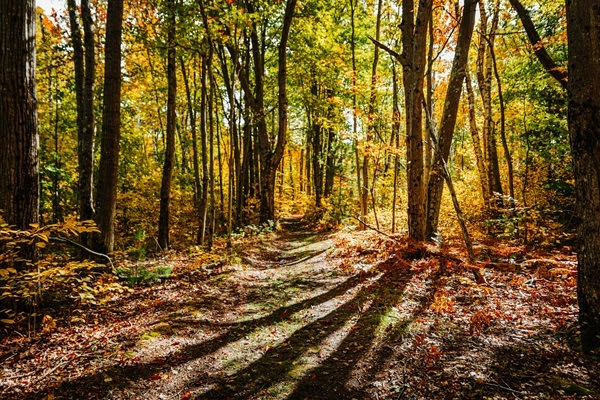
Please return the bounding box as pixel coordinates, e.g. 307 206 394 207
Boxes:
0 0 599 398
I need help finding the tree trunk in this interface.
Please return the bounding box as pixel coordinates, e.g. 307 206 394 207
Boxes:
81 0 96 222
401 0 433 241
67 0 95 224
349 0 365 229
197 57 209 244
0 0 39 232
567 0 600 352
94 0 124 253
158 0 177 250
476 2 503 203
391 63 401 234
425 0 477 239
465 68 490 205
362 0 383 222
181 57 200 203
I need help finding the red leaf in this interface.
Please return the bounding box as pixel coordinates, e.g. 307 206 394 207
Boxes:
149 374 161 381
181 393 192 400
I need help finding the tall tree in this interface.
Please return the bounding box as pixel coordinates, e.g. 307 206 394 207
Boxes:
567 0 600 351
94 0 124 253
362 0 383 223
158 0 177 250
228 0 298 223
401 0 433 240
67 0 96 225
0 0 39 231
425 0 477 239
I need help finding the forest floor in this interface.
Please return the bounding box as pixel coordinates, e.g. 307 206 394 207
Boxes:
1 218 600 399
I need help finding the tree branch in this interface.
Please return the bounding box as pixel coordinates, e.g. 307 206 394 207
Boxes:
508 0 568 89
368 36 407 67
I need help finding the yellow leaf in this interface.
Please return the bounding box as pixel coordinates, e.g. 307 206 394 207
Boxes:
36 242 47 248
1 319 15 324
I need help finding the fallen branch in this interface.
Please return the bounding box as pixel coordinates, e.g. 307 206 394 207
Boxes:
49 236 115 272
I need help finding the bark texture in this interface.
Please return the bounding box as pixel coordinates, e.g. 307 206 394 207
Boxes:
0 0 39 230
158 0 177 250
425 0 477 239
567 0 600 351
401 0 433 241
94 0 124 253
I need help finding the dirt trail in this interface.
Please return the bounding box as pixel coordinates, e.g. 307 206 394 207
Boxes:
2 219 599 399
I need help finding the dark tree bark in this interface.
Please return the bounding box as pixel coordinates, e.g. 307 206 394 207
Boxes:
0 0 39 231
324 124 336 197
67 0 96 225
567 0 600 351
391 63 401 234
94 0 124 253
310 92 323 207
158 0 177 250
425 0 477 239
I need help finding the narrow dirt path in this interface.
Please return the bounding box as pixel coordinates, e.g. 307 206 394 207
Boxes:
2 219 599 399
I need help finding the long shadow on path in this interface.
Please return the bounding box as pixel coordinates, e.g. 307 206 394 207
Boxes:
198 261 414 399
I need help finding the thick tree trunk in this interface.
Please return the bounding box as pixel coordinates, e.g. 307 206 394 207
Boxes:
0 0 39 231
401 0 433 241
68 1 87 219
94 0 124 253
158 0 177 250
567 0 600 351
424 0 477 239
81 0 96 222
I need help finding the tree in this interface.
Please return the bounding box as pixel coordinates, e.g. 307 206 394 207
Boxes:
158 0 177 250
424 0 477 238
567 0 600 351
0 1 39 231
94 0 124 253
509 0 568 89
401 0 433 241
227 0 298 223
67 0 96 225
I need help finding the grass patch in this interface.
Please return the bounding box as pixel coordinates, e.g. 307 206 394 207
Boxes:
116 264 173 286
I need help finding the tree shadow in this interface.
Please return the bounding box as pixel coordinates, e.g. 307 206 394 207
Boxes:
28 264 382 399
195 261 415 399
288 263 448 399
